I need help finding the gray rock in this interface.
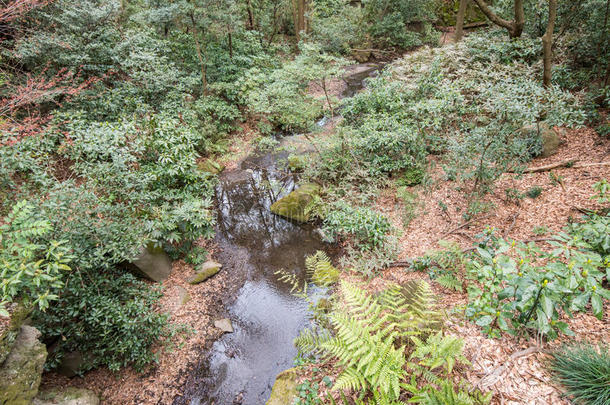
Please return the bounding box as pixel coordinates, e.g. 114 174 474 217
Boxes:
33 388 99 405
0 326 47 405
188 261 221 284
266 368 298 405
0 302 32 365
131 245 172 282
57 351 84 378
214 318 234 333
174 286 191 306
520 122 564 158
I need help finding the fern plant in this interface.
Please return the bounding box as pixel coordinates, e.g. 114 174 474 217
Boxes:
296 280 439 402
276 250 338 296
307 251 340 287
410 332 470 375
406 379 492 405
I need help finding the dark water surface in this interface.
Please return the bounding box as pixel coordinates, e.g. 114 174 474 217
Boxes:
179 63 381 405
185 147 326 405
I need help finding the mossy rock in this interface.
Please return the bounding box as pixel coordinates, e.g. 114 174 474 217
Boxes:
520 122 563 158
0 326 47 405
270 184 320 223
198 159 225 174
266 368 298 405
34 387 99 405
188 261 221 284
0 301 32 365
129 245 173 282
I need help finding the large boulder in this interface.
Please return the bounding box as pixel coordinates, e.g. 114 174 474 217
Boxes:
0 326 47 405
130 245 173 282
270 184 320 223
520 122 563 158
56 351 84 378
188 260 221 284
0 302 32 365
266 368 298 405
34 388 99 405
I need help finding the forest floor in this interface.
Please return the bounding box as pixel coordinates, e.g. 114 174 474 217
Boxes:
365 124 610 404
40 47 610 405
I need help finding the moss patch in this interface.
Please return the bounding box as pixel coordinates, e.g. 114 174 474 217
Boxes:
270 184 320 223
266 368 298 405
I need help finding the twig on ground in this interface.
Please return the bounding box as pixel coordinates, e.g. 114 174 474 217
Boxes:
518 160 609 174
503 212 519 238
478 346 543 389
439 214 492 240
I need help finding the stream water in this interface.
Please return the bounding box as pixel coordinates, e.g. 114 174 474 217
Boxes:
178 64 381 405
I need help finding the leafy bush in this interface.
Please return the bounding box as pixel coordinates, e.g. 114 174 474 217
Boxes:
323 202 391 249
0 201 72 316
466 226 610 339
34 270 170 373
241 43 347 131
564 214 610 257
363 0 438 49
548 344 610 405
466 31 541 65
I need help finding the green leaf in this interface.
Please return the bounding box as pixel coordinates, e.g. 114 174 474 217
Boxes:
476 315 493 327
541 294 554 317
591 294 603 319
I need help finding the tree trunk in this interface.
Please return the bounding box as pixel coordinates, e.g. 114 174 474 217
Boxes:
227 26 233 60
455 0 469 42
513 0 525 38
189 12 208 95
245 0 255 29
472 0 524 38
292 0 307 42
542 0 557 88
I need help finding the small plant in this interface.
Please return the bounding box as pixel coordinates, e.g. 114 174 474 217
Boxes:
548 344 610 405
397 187 421 229
0 201 72 316
413 241 466 293
591 179 609 204
466 226 610 339
322 202 391 250
532 225 549 236
526 186 543 199
505 187 524 203
549 172 565 188
398 167 425 187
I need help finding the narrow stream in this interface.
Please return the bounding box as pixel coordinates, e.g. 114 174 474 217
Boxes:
178 64 381 405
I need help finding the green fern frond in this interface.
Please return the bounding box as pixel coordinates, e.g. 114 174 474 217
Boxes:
410 332 470 374
306 250 340 286
435 274 463 292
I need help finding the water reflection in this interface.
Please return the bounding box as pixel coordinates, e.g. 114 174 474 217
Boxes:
186 143 326 404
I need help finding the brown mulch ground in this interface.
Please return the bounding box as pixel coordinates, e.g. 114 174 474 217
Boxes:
372 125 610 404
